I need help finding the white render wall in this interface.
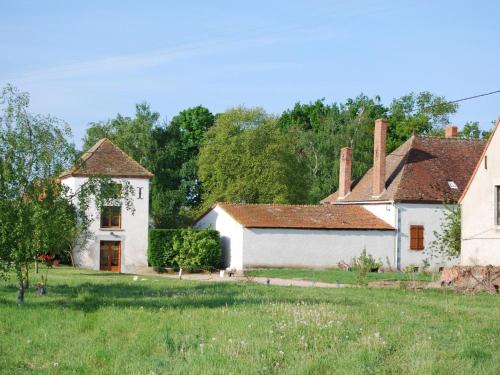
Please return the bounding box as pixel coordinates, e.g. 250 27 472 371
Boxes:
61 176 150 273
396 203 459 270
461 128 500 266
242 228 395 269
194 206 244 269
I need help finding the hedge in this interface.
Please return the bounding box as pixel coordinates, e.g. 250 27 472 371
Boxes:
148 228 222 272
148 229 181 270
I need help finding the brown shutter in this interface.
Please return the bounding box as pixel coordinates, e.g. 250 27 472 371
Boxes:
410 226 418 250
418 226 424 250
410 225 424 250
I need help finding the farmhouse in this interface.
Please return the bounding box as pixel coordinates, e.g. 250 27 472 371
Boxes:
460 118 500 266
196 119 486 271
60 138 153 273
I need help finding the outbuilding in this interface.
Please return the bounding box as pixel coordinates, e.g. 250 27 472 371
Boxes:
195 202 394 270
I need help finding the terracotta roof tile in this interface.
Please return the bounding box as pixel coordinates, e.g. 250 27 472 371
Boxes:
321 136 485 204
217 203 394 230
60 138 153 179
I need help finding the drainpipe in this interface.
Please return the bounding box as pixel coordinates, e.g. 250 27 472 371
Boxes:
394 204 400 270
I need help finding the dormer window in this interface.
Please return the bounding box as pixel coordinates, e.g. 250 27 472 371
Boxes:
447 181 458 190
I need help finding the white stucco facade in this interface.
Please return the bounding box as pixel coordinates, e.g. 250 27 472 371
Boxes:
195 204 395 270
241 228 394 269
395 203 458 270
195 205 244 269
461 124 500 266
61 176 150 273
196 202 456 271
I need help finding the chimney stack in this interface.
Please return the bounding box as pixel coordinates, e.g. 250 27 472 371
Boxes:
445 125 458 138
372 119 387 197
338 147 352 199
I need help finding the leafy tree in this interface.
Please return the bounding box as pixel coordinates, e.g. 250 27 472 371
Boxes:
198 107 309 208
387 92 458 151
0 85 135 304
427 205 461 260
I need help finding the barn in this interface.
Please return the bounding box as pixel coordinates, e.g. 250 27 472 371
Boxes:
195 202 394 270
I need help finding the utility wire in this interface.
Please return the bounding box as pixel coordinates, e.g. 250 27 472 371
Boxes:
417 89 500 113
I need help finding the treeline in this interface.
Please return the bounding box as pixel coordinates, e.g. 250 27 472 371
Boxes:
82 92 491 228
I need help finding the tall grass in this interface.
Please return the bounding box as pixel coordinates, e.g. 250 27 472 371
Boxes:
0 267 498 374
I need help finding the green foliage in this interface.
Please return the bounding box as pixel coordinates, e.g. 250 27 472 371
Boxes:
147 229 182 270
351 248 383 286
459 121 492 140
198 107 309 209
173 228 222 271
428 205 461 260
0 85 135 303
83 104 215 228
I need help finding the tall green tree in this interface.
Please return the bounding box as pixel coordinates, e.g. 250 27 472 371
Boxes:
0 85 135 304
198 107 309 208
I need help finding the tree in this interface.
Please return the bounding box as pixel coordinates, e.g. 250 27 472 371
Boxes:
387 92 458 151
198 107 309 208
0 85 134 304
427 205 461 260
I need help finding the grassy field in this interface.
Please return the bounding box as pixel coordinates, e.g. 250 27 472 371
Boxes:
245 268 437 284
0 267 499 374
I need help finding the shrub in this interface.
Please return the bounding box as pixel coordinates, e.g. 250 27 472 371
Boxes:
173 228 222 272
148 229 182 270
351 248 383 286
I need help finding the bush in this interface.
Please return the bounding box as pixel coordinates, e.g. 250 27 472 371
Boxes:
351 248 383 286
173 228 222 272
148 229 182 270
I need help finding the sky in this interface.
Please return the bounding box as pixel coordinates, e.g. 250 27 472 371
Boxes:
1 0 500 146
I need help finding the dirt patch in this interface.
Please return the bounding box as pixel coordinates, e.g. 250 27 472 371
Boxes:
441 266 500 294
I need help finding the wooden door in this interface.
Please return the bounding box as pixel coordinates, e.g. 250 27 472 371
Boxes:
100 241 121 272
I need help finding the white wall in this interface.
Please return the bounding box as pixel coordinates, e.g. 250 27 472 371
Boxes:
241 228 395 269
396 203 459 270
461 130 500 266
194 206 244 269
361 203 396 226
61 176 150 273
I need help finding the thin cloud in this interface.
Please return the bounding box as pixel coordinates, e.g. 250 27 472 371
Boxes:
11 27 337 84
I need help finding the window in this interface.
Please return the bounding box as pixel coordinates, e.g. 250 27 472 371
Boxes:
447 181 458 190
496 186 500 225
410 225 424 250
485 155 488 170
101 206 121 228
138 187 143 199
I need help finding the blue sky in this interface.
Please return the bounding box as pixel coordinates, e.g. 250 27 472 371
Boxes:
1 1 499 146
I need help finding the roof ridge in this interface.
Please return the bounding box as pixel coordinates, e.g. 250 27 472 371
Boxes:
391 135 416 201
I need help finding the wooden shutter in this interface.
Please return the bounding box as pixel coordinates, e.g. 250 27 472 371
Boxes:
410 225 424 250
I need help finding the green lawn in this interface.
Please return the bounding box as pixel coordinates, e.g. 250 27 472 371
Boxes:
245 268 437 284
0 267 499 374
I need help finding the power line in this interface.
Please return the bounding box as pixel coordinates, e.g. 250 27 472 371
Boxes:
418 89 500 113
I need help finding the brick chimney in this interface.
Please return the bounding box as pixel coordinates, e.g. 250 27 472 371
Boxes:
445 125 458 138
338 147 352 199
372 119 387 197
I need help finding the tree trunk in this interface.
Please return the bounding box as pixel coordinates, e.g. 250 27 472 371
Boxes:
35 259 39 274
18 283 25 305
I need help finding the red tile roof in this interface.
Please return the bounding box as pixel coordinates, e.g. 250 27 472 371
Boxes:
60 138 153 179
216 203 394 230
321 135 486 204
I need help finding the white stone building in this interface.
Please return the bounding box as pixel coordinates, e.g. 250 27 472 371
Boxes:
460 119 500 266
60 138 153 273
322 120 485 270
196 120 486 271
195 203 394 270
